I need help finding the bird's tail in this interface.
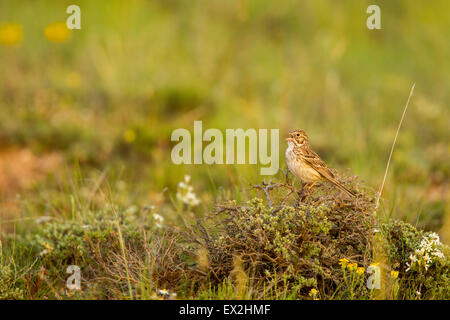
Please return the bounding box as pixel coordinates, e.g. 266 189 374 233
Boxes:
330 179 356 198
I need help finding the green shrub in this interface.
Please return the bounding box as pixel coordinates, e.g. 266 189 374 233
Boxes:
0 263 25 299
187 175 377 299
381 220 449 299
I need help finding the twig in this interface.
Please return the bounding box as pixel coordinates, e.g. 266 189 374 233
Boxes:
250 181 278 207
374 83 415 215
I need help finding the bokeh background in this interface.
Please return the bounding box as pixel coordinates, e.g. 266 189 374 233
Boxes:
0 1 448 240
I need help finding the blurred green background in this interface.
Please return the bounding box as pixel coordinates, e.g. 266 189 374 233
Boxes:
0 1 448 239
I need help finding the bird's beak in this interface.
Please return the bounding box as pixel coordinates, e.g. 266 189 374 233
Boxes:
286 131 296 142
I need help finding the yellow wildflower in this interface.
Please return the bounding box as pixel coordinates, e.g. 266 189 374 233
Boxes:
309 288 318 296
0 23 23 46
357 267 365 275
339 258 349 267
347 262 358 271
390 270 399 280
44 22 71 43
123 129 136 143
309 288 319 299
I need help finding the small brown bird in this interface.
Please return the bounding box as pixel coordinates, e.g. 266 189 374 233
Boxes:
285 129 355 198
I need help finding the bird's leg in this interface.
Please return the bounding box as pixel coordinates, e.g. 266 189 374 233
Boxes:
308 180 319 190
297 182 313 203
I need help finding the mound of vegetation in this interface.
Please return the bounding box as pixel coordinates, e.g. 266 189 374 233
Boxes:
187 173 377 298
0 173 448 299
0 206 191 299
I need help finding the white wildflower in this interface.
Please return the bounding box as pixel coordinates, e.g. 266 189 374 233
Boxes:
153 213 164 228
406 233 445 273
405 262 411 272
429 232 440 242
159 289 169 296
176 175 201 207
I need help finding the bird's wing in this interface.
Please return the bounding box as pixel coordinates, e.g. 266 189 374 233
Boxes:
301 146 355 198
301 148 335 180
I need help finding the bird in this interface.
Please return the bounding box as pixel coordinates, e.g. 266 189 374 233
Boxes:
285 129 355 198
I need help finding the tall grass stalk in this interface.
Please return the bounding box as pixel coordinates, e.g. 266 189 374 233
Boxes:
373 83 415 300
374 83 416 214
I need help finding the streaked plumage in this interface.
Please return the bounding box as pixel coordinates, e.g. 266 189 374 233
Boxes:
285 129 355 198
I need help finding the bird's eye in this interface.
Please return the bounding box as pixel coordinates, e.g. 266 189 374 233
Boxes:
296 133 300 137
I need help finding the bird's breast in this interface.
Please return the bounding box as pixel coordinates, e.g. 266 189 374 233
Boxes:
285 147 321 183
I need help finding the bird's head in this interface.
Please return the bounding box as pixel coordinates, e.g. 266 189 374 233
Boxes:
286 129 309 147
